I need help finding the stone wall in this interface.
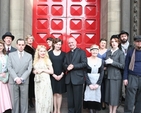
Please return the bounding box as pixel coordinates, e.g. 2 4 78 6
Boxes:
101 0 121 48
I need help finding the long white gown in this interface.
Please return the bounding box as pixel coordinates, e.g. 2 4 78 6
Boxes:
34 60 53 113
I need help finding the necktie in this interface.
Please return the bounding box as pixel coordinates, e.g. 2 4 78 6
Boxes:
7 47 10 54
19 52 22 58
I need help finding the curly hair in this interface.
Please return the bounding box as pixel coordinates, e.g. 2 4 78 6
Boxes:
33 45 50 67
0 39 6 55
25 34 34 41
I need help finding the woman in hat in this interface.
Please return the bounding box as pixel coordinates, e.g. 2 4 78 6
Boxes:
105 35 125 113
83 44 104 113
24 34 35 108
0 40 12 113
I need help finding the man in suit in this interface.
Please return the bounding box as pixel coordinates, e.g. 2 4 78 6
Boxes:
2 32 17 54
64 37 87 113
8 38 32 113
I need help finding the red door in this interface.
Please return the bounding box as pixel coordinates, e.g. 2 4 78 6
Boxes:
33 0 100 56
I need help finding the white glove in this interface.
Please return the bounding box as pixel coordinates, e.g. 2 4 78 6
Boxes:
105 58 113 64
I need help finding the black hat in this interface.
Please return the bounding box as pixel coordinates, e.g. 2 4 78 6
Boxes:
2 32 15 41
110 34 119 40
134 35 141 41
119 30 129 37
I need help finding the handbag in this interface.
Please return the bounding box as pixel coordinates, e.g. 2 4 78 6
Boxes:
0 73 9 83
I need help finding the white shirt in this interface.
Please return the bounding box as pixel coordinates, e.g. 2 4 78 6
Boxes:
17 51 24 58
5 44 11 51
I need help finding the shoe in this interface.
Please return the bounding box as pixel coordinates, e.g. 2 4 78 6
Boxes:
29 101 35 108
102 106 106 110
122 96 125 101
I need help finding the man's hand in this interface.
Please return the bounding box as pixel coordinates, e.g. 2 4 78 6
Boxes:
15 78 22 84
67 64 74 71
123 80 128 86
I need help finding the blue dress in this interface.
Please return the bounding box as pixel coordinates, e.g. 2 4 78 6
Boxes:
97 52 107 60
97 50 108 103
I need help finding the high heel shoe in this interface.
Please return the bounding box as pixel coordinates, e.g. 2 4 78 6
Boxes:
89 109 94 113
102 106 106 110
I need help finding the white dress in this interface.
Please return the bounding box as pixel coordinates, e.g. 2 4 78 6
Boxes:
34 60 53 113
84 58 102 102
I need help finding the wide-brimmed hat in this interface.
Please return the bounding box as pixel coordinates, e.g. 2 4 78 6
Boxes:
134 35 141 41
2 32 15 41
119 30 129 37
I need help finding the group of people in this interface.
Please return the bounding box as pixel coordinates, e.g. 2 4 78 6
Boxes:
0 30 141 113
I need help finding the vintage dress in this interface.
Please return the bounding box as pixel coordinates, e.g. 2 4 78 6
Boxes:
48 50 66 94
0 55 12 113
83 57 103 110
34 60 53 113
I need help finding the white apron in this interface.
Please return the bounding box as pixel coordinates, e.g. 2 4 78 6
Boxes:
84 58 102 102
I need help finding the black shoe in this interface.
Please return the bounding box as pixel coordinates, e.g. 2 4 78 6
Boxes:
29 101 35 108
122 96 125 101
102 106 106 110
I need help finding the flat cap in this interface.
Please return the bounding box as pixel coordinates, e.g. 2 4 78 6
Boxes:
134 35 141 41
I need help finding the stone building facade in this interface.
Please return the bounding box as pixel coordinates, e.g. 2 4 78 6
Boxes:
0 0 140 46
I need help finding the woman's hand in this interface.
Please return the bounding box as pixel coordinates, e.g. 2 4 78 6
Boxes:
93 84 99 90
33 69 43 74
0 73 6 77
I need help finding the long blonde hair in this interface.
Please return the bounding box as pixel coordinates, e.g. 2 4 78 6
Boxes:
33 45 50 67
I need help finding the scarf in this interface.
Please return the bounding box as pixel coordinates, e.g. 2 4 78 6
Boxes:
129 49 135 71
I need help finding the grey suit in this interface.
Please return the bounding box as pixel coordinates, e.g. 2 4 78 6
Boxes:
105 49 125 106
8 51 32 113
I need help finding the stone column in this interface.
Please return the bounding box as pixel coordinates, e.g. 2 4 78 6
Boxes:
10 0 24 45
121 0 131 40
0 0 10 37
24 0 33 37
107 0 120 41
100 0 108 40
9 0 33 45
130 0 140 42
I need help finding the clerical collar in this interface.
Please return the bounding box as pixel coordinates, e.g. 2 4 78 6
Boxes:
71 49 76 52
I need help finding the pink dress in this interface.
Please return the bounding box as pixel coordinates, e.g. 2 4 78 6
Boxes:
0 55 12 113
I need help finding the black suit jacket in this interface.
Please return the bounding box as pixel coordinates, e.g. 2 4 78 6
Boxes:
11 46 17 52
64 48 87 85
6 46 17 55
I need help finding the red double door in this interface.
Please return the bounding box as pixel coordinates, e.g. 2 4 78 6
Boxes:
33 0 100 55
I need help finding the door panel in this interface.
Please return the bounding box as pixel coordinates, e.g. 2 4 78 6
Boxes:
33 0 100 56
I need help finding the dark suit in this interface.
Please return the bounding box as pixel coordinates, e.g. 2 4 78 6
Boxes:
6 46 17 55
24 45 35 99
64 48 87 113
